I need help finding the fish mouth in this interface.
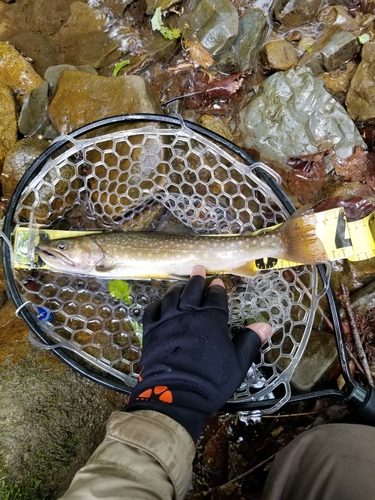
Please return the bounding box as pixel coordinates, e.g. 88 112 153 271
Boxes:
36 246 76 267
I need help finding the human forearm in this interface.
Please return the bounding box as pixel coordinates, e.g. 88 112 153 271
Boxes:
59 410 195 500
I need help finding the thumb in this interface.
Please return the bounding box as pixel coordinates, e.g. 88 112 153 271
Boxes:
232 323 272 377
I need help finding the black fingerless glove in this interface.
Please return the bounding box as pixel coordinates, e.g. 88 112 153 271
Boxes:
125 275 262 442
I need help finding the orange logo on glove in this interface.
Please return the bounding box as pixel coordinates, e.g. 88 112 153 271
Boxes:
136 385 173 403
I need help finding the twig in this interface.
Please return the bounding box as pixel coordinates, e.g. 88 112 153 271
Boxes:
293 272 334 331
345 345 365 375
261 410 323 418
339 283 374 387
202 454 275 497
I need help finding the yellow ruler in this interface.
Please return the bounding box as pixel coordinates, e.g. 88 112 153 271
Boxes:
248 207 375 273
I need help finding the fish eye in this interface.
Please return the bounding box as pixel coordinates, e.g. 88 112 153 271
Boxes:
55 240 70 251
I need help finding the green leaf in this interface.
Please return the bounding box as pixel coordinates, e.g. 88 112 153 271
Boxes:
151 7 163 32
112 59 130 77
151 7 181 40
108 280 132 304
130 318 143 346
160 26 181 40
358 33 371 45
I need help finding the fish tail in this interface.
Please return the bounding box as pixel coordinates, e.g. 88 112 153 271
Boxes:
279 208 327 264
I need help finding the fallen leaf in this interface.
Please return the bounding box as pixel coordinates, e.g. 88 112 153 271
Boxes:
205 73 244 99
287 151 327 203
314 196 375 222
333 146 375 182
184 40 215 69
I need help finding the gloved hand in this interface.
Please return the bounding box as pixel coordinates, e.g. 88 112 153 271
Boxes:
125 266 272 442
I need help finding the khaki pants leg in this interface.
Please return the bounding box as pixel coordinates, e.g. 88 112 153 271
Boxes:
261 423 375 500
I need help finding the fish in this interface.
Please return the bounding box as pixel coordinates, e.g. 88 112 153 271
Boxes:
35 208 327 279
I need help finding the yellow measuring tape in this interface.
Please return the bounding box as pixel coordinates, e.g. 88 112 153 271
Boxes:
13 207 375 272
249 207 375 273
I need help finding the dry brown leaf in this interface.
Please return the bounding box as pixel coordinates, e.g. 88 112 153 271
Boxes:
333 146 375 182
287 151 327 204
184 40 215 69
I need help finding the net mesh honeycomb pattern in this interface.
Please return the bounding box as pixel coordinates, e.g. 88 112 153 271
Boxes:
10 123 322 411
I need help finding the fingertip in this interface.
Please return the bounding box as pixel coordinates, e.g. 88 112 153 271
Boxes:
246 322 272 343
190 265 206 279
208 277 225 289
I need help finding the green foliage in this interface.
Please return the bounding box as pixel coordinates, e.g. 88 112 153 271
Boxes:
151 7 181 41
0 480 22 500
108 280 132 304
358 33 371 45
112 59 130 77
129 318 143 346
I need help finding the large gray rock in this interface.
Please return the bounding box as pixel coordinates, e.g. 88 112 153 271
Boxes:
179 0 238 57
346 42 375 124
237 67 366 170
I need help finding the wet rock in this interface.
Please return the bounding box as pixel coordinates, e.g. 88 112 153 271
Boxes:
346 42 375 123
319 61 357 102
349 280 375 316
0 301 127 499
18 81 50 137
273 0 322 29
331 258 375 294
199 114 234 141
285 30 302 43
262 40 298 70
44 64 98 94
179 0 238 57
232 9 267 72
145 0 182 15
0 42 44 104
298 28 360 75
51 2 121 69
237 67 366 172
9 32 59 77
215 51 240 74
1 138 50 201
0 83 17 171
290 329 338 392
266 328 338 392
317 5 367 33
48 70 163 134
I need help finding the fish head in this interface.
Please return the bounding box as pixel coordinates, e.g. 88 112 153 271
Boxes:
36 237 103 273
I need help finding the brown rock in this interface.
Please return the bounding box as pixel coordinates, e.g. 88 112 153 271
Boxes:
273 0 322 29
48 70 163 134
1 138 50 201
262 40 298 70
0 82 17 170
51 2 120 69
266 328 338 392
0 42 44 104
346 42 375 123
320 61 357 99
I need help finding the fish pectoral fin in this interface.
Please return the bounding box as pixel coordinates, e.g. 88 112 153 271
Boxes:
228 263 257 278
95 264 117 272
95 259 116 273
